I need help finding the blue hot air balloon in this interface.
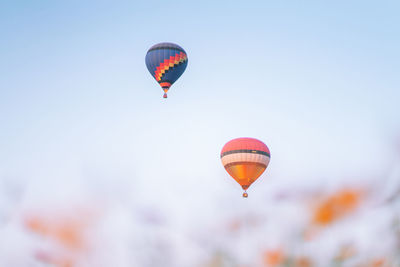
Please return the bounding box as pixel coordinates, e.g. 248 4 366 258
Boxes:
145 42 188 98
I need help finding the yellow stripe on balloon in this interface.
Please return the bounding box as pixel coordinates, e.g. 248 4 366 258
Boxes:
155 53 187 81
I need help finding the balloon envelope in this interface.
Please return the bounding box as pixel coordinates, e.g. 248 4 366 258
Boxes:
145 42 188 98
221 137 270 191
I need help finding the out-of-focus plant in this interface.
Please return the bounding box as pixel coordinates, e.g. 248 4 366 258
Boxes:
312 189 362 226
263 249 285 267
203 251 237 267
334 244 357 262
24 207 99 267
294 256 312 267
370 258 386 267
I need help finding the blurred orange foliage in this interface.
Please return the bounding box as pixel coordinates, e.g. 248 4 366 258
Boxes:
26 215 89 251
263 249 284 266
24 207 98 267
312 189 361 225
335 244 357 261
370 259 386 267
295 256 312 267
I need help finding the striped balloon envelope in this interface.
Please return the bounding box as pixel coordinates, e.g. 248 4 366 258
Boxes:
145 42 188 98
221 137 271 197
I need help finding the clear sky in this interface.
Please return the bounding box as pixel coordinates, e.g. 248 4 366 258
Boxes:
0 1 400 265
1 0 399 177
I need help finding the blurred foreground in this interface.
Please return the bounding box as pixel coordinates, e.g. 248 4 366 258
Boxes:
0 155 399 267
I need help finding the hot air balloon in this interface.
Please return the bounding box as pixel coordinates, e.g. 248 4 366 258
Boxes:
220 137 271 197
145 42 188 98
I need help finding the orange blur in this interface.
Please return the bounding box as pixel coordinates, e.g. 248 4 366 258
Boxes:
24 207 99 266
312 189 361 226
263 249 284 266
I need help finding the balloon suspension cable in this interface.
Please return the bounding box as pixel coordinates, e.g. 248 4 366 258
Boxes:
243 191 248 198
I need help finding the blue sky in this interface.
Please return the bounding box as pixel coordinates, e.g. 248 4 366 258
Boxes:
0 0 399 200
